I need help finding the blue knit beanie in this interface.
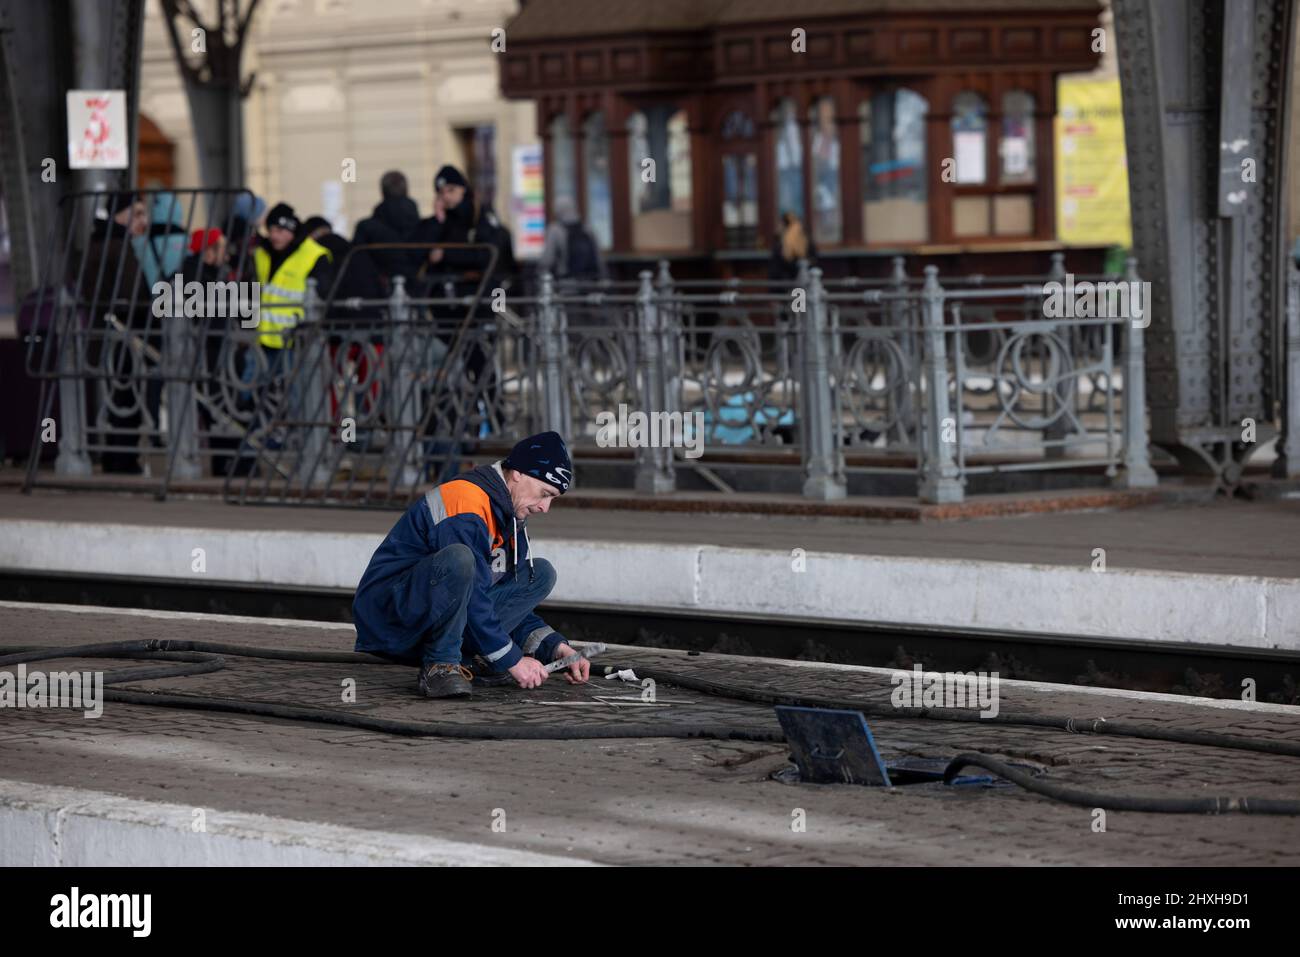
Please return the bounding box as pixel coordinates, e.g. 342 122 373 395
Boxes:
503 431 572 493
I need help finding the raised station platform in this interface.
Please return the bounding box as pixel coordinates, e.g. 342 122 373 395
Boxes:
2 604 1299 866
1 484 1298 650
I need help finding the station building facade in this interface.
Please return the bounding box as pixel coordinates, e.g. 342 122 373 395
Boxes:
140 0 535 238
499 0 1108 279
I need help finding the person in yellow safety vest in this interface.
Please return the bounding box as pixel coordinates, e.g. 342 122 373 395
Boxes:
254 203 334 350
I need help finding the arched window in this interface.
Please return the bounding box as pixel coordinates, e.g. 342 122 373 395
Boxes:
721 109 755 141
626 105 692 249
772 98 805 222
999 90 1036 185
548 114 576 212
950 92 988 185
860 89 928 244
808 97 841 244
583 112 612 250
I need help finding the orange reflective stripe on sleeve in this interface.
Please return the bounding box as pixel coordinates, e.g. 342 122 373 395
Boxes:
437 480 502 552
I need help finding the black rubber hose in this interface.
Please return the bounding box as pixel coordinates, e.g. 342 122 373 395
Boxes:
101 687 783 742
0 641 374 668
0 644 226 683
5 641 1299 764
943 752 1300 815
0 640 783 742
627 666 1300 760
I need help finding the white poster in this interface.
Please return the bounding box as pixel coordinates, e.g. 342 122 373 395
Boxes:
321 180 346 236
954 130 986 184
67 90 128 169
1002 137 1029 176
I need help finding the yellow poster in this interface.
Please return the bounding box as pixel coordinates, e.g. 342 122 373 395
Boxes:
1055 75 1132 247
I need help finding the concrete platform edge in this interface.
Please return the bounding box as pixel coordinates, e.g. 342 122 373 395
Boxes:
0 778 599 867
1 518 1297 650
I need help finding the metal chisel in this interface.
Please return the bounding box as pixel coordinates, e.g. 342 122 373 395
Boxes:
544 642 606 673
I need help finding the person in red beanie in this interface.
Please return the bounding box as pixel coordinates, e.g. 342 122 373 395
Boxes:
187 228 228 273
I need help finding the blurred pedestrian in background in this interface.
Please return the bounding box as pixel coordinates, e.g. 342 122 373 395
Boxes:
537 195 605 289
768 210 815 282
352 170 421 288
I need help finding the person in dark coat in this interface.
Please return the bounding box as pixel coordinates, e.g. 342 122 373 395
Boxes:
352 170 421 285
410 164 516 298
79 191 150 474
301 216 383 308
410 165 517 437
80 191 148 309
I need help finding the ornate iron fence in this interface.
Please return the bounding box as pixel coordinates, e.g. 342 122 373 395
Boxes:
21 190 1156 505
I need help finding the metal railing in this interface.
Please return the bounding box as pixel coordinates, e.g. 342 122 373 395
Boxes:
21 191 1156 506
21 188 256 488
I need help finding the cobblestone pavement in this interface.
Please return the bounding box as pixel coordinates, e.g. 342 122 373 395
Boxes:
2 604 1300 865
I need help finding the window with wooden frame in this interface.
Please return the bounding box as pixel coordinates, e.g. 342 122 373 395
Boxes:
948 87 1041 241
626 105 693 250
860 88 929 245
994 89 1036 237
950 90 992 238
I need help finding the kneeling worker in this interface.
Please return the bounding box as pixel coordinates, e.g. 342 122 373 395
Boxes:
352 432 587 698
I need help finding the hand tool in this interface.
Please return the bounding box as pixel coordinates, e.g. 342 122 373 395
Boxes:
545 642 606 674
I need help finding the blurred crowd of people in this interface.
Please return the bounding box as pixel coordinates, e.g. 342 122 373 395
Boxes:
59 162 620 476
70 163 592 475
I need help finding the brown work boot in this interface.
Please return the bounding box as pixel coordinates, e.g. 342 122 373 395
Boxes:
467 654 513 687
417 663 473 699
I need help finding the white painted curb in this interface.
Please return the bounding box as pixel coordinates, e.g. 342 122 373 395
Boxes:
1 518 1297 649
0 779 598 867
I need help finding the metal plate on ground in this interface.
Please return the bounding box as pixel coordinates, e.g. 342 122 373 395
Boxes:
775 705 892 786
